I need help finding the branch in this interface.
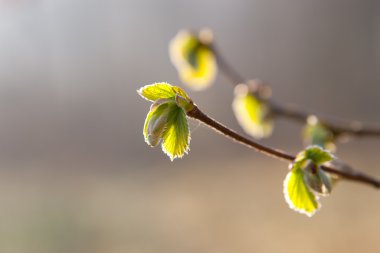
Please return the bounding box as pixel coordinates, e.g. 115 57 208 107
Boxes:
211 44 245 84
270 102 380 139
187 105 294 161
210 44 380 139
187 104 380 189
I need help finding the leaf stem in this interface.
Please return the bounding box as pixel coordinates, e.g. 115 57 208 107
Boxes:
210 44 380 139
187 104 380 189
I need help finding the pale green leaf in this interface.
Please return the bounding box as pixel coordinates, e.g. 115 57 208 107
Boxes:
232 93 273 139
143 102 171 147
161 106 190 161
303 117 335 151
293 146 333 171
283 167 320 217
139 83 192 160
299 146 333 165
138 83 192 110
169 30 217 90
293 146 334 195
138 82 177 102
284 146 334 216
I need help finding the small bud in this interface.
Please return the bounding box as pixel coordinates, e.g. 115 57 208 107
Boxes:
198 28 214 45
175 94 194 112
234 83 249 96
303 160 332 196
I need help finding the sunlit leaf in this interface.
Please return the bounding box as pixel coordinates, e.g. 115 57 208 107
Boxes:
138 82 178 102
161 105 190 161
283 146 334 216
169 30 217 90
284 167 320 217
296 145 333 165
139 83 192 160
303 116 335 151
143 102 171 147
232 86 273 139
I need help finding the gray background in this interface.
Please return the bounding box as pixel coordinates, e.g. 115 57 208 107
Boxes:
0 0 379 252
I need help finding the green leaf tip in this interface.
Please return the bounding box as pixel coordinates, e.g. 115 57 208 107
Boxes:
232 84 273 139
138 83 192 161
169 29 217 90
284 146 334 217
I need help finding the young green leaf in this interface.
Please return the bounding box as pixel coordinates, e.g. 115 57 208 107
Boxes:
138 82 178 102
303 116 335 151
232 84 273 139
298 145 333 165
138 83 192 160
169 30 217 90
283 146 334 216
161 105 190 161
283 166 320 217
143 102 171 147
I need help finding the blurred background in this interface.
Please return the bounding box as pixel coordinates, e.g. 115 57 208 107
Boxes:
0 0 379 252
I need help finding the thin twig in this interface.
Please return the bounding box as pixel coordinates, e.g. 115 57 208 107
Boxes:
210 44 380 139
187 105 294 161
210 44 245 85
187 104 380 189
270 102 380 138
321 164 380 188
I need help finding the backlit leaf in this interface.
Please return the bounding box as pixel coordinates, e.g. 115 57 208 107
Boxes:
139 83 192 160
296 145 333 165
232 90 273 139
303 116 335 151
161 106 190 161
143 102 171 147
284 167 320 217
138 82 178 102
169 30 217 90
284 146 334 216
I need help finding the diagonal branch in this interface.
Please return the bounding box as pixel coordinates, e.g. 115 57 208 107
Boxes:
188 105 294 161
187 104 380 189
210 44 380 139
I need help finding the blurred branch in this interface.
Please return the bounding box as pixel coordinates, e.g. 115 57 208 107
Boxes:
187 104 380 189
210 44 380 140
